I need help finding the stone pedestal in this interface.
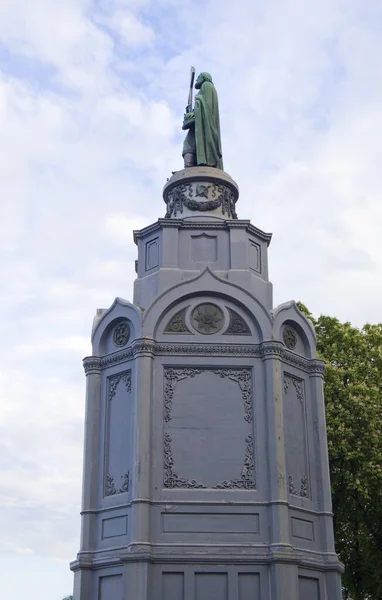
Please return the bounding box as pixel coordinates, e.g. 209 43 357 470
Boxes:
71 169 343 599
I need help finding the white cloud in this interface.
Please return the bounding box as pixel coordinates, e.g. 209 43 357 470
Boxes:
106 10 155 46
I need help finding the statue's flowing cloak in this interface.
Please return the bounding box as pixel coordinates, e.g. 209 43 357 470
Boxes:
195 81 223 170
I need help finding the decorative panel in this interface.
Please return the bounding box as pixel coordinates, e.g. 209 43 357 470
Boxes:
104 371 132 496
102 515 128 539
191 233 217 262
283 373 310 498
238 573 260 600
195 573 228 600
249 240 261 273
162 572 184 600
298 576 320 600
163 368 255 489
146 237 159 270
99 575 123 600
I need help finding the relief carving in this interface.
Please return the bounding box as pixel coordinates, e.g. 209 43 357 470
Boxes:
224 307 251 335
288 474 309 498
191 303 224 334
164 182 237 219
163 367 254 488
164 368 203 423
108 371 132 401
113 322 130 347
284 373 309 499
164 433 206 489
105 472 130 496
284 374 303 402
215 434 255 489
106 474 117 496
283 325 297 349
164 307 192 334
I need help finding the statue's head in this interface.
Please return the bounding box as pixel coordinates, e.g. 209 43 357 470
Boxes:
195 72 213 89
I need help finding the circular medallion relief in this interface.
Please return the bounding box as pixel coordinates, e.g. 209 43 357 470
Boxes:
283 325 297 350
191 303 224 334
113 322 130 347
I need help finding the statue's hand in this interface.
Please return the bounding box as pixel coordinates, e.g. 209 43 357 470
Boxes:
182 111 195 130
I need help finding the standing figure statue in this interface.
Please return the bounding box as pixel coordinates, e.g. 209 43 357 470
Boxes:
182 70 224 170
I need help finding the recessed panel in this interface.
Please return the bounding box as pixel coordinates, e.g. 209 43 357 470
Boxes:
146 237 159 270
239 573 261 600
162 513 259 534
299 576 320 600
162 572 184 600
99 575 123 600
195 573 228 600
105 371 132 496
283 373 309 498
102 515 128 539
291 517 314 541
191 234 217 263
249 240 261 273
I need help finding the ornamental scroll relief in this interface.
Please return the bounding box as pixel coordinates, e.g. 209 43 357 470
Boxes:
163 367 255 490
283 373 310 499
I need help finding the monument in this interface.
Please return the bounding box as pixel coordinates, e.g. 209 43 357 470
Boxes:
70 70 343 599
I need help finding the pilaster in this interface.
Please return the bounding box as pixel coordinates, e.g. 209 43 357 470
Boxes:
80 357 102 551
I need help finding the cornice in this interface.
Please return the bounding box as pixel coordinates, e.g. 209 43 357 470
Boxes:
83 339 325 375
71 545 343 574
133 218 272 244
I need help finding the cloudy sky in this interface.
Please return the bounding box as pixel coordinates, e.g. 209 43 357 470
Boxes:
1 0 381 598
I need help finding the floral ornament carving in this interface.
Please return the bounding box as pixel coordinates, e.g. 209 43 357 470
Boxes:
113 322 130 347
212 369 253 422
211 183 238 218
165 184 192 218
120 472 130 493
105 472 130 496
163 367 254 488
284 374 304 403
108 371 132 401
164 308 192 334
283 325 297 350
164 368 202 422
224 308 251 335
215 434 255 489
289 474 309 498
164 433 206 488
105 474 117 496
191 303 224 334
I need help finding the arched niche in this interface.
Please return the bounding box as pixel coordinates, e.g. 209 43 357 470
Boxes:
91 298 143 357
272 301 316 359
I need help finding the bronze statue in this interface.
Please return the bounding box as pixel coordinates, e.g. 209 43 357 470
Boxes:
182 69 223 170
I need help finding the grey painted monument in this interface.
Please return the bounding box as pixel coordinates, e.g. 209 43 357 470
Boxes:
71 72 343 599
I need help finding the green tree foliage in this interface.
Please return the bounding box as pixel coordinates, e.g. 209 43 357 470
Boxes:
297 303 382 600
